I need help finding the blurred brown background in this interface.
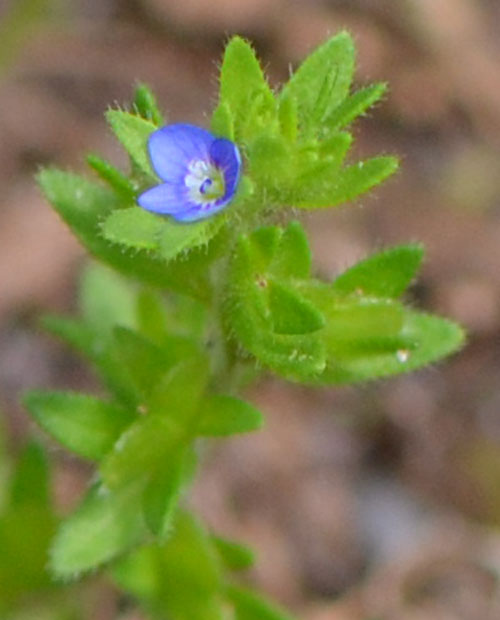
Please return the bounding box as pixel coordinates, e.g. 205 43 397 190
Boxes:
1 0 500 618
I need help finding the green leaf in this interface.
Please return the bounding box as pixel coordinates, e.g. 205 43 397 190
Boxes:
42 316 140 408
37 169 211 298
295 156 399 209
198 395 264 436
9 441 49 507
135 289 169 343
147 356 209 424
278 91 298 143
226 228 326 381
269 280 325 335
280 31 355 135
212 536 255 570
42 315 96 361
326 82 387 130
105 109 156 177
99 414 181 489
332 244 424 298
113 512 223 620
228 585 296 620
269 220 311 280
219 36 275 141
133 83 164 126
142 448 195 538
210 101 234 140
101 207 162 251
317 311 465 384
24 391 136 461
80 262 136 337
86 153 136 201
49 483 145 578
248 134 292 189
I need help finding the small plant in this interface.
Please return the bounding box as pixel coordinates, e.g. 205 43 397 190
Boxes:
24 33 464 618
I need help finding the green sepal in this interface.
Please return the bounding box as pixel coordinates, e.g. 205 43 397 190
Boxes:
197 395 264 436
49 483 145 579
325 82 387 130
332 244 424 298
280 31 354 136
294 155 399 209
105 109 156 177
86 153 136 202
212 536 255 570
24 391 136 461
133 83 165 126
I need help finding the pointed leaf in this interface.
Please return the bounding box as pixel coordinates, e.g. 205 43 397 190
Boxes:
133 83 164 126
318 311 465 384
212 536 255 570
295 156 399 209
326 82 387 130
219 36 275 141
24 391 136 461
198 395 264 436
210 101 234 140
228 585 296 620
100 415 180 489
332 244 424 298
142 448 195 538
86 153 136 201
105 109 156 177
49 483 145 578
280 32 355 135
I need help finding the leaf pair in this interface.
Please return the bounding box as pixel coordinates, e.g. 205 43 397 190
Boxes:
227 222 464 383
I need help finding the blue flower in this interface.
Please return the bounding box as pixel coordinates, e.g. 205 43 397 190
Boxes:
138 123 242 222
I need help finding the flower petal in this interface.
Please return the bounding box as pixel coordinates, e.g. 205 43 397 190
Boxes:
209 138 242 203
148 124 215 182
173 201 228 223
137 183 191 215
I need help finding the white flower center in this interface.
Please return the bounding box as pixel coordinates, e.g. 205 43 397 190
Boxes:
185 159 225 204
